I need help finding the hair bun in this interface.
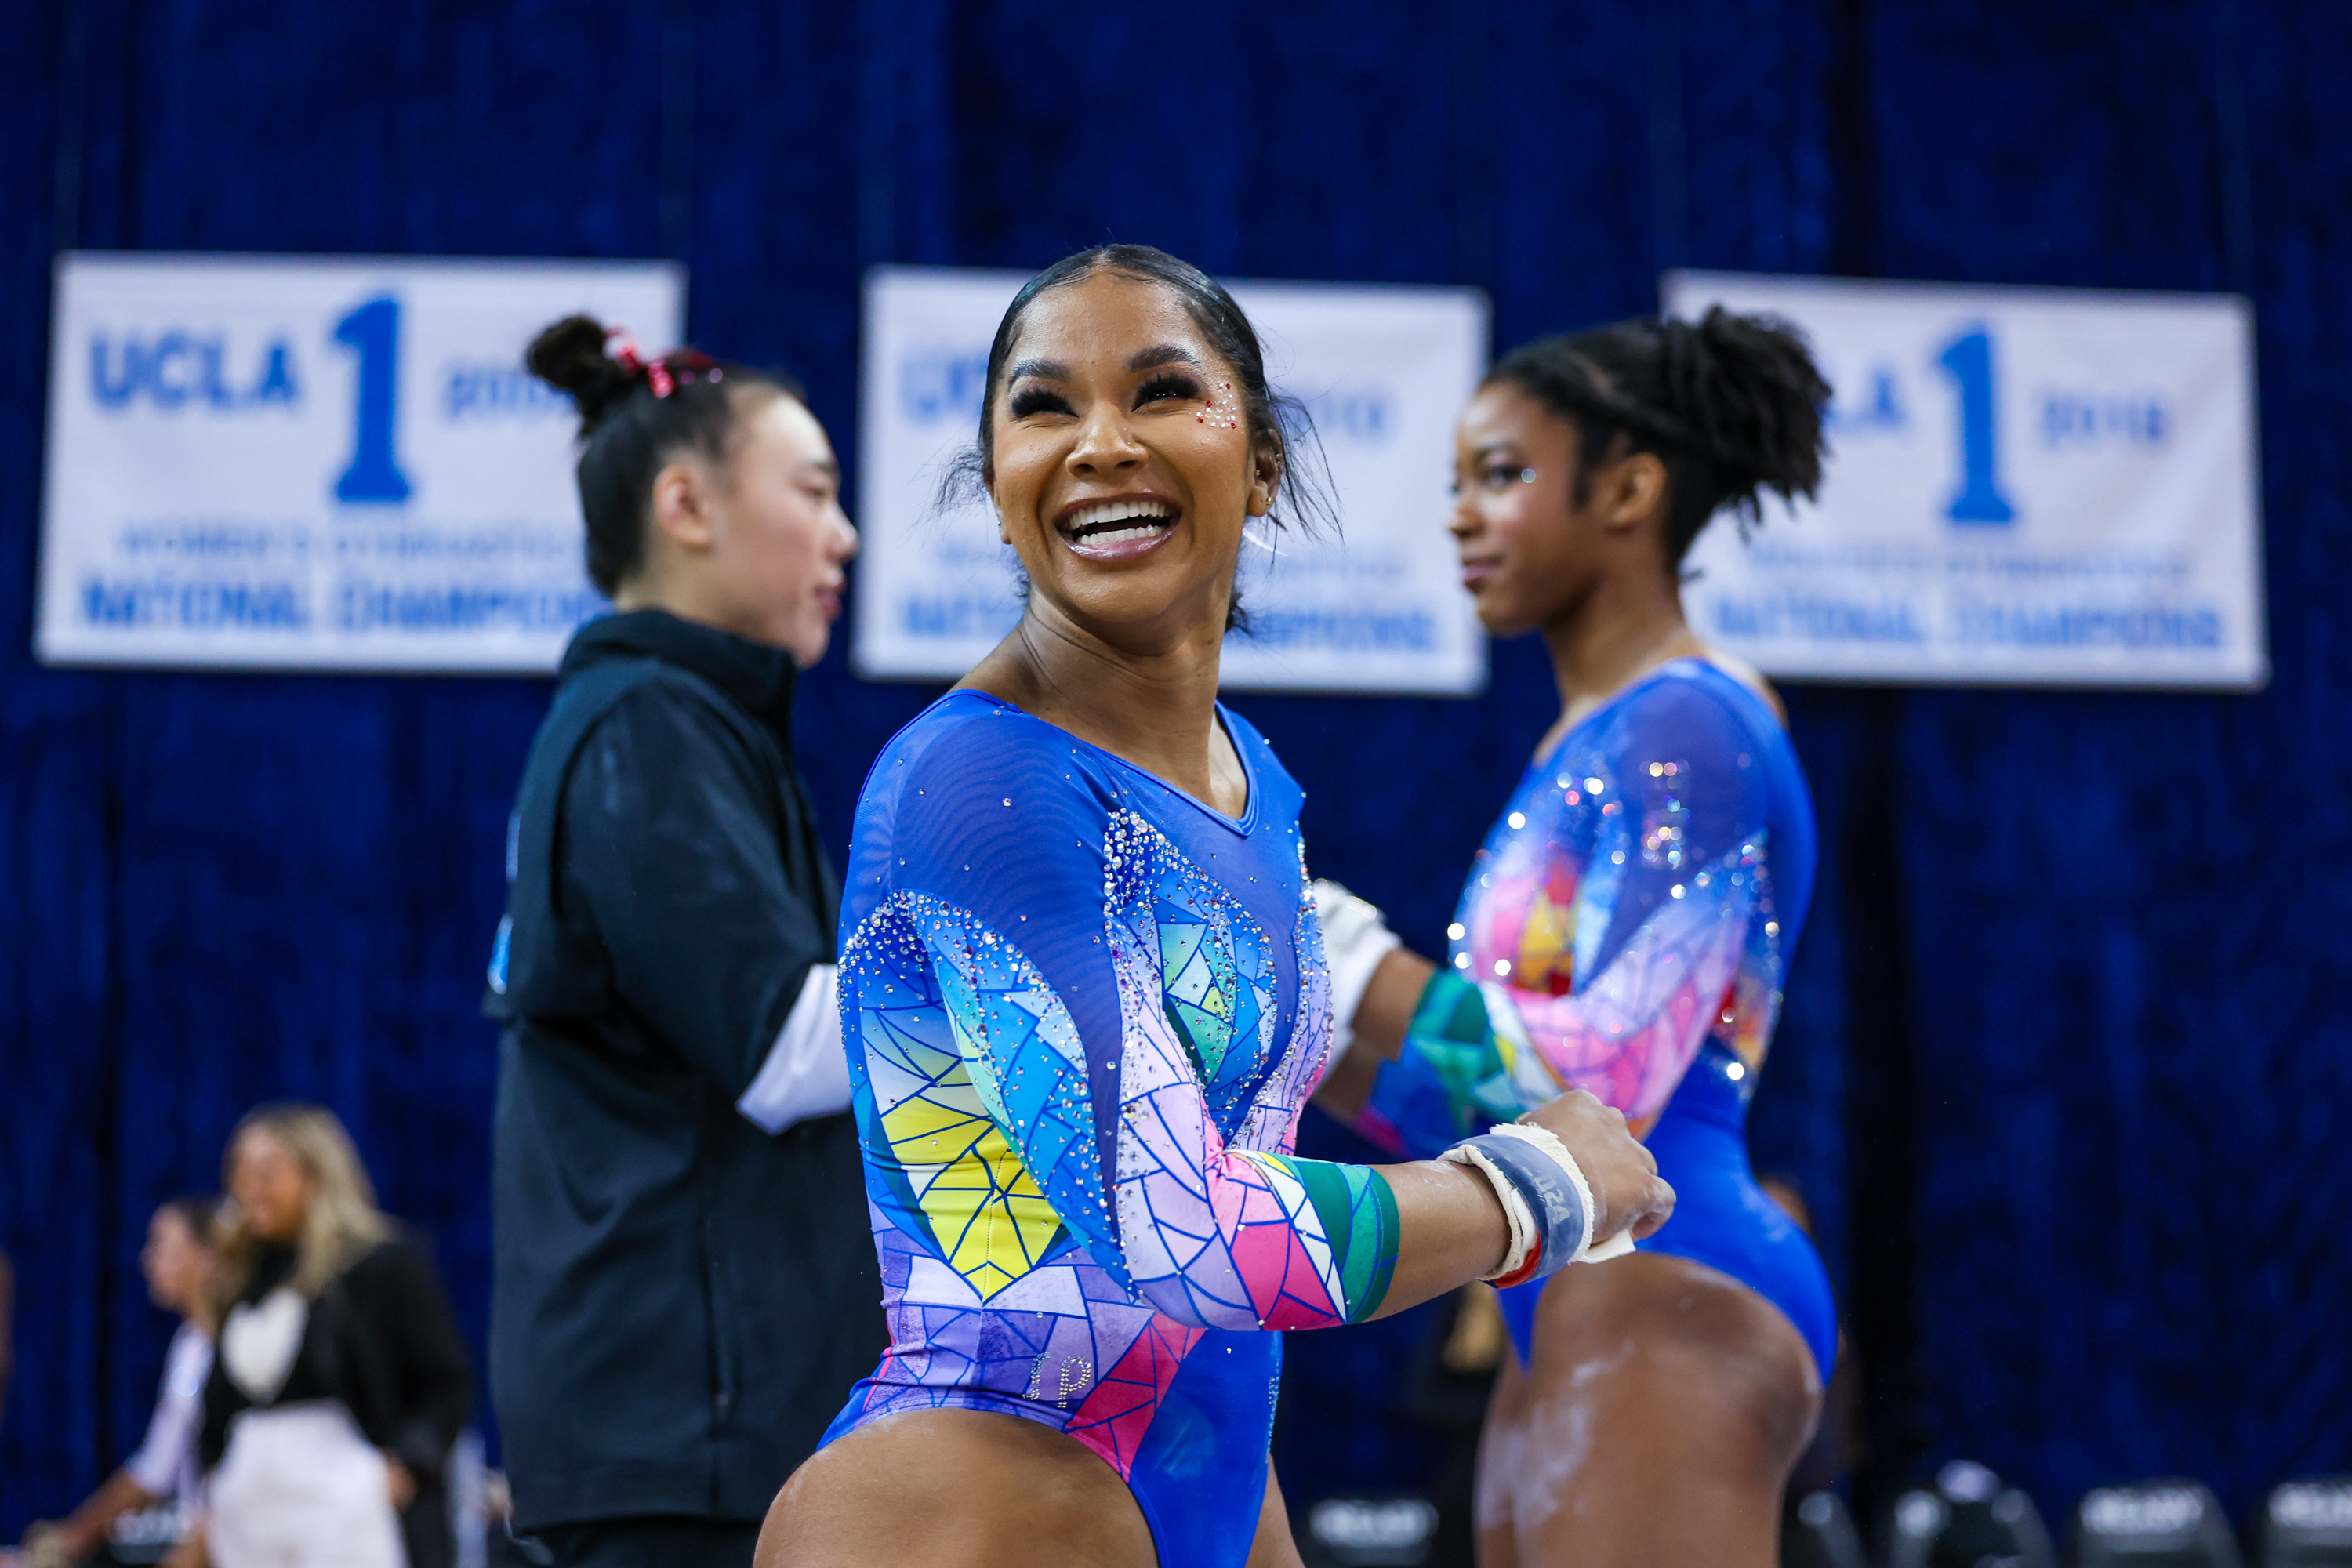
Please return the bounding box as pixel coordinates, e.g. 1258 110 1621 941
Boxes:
526 314 637 434
1662 306 1829 504
1487 307 1831 564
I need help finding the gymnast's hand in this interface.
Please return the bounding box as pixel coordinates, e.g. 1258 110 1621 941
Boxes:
1519 1088 1675 1247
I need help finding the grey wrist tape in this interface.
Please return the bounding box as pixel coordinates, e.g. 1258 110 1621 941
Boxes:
1443 1141 1537 1279
1484 1123 1637 1264
1443 1128 1592 1283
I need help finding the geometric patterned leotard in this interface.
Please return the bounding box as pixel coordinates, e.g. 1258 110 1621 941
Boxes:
822 691 1401 1566
1357 659 1835 1377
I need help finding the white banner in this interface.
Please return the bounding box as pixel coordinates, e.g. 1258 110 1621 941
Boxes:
38 252 684 672
1661 270 2266 688
855 267 1490 693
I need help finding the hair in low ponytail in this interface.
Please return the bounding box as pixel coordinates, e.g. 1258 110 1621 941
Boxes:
1489 306 1831 565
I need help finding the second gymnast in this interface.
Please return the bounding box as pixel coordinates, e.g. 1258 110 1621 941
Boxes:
1315 307 1835 1566
757 245 1675 1568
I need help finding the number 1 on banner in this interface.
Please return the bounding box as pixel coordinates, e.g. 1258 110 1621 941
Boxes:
1936 325 2015 525
333 295 412 505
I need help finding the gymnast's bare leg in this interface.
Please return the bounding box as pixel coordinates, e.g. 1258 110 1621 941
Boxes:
1475 1255 1820 1567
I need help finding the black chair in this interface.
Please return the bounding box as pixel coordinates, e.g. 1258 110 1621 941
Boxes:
1299 1494 1441 1568
93 1504 184 1567
2074 1480 2243 1567
2256 1479 2352 1567
1781 1489 1866 1568
1883 1461 2058 1568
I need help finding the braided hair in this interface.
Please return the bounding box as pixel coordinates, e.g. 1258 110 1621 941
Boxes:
1490 307 1831 566
526 315 800 596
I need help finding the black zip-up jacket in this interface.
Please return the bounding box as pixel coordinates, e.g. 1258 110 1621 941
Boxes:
485 610 883 1531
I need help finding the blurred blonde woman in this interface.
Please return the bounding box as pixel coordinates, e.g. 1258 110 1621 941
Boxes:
195 1105 471 1568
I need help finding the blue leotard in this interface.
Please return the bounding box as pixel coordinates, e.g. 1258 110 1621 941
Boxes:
1356 659 1835 1380
822 691 1402 1566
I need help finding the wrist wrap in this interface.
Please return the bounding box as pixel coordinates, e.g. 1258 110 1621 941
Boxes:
1442 1123 1595 1287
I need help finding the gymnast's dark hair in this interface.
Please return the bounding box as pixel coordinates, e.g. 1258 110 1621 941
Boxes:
942 244 1338 630
1490 307 1831 567
525 315 800 596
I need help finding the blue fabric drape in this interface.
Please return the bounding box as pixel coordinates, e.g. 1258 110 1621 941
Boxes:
4 0 2348 1537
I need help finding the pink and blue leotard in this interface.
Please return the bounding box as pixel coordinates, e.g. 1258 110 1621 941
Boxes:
822 691 1399 1566
1359 658 1835 1379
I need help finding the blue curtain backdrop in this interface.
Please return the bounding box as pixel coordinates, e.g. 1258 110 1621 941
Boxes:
4 0 2348 1537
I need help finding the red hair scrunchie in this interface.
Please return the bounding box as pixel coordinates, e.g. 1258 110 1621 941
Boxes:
604 329 720 400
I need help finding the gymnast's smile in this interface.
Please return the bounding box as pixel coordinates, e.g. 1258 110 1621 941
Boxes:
986 275 1276 649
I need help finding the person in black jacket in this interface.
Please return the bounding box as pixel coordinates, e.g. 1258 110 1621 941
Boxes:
486 318 880 1568
198 1105 472 1568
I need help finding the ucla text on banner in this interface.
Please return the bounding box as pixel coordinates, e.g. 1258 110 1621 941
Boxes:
856 267 1490 695
1660 271 2265 689
38 253 683 673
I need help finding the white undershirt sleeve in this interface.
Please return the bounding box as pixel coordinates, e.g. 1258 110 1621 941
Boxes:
735 963 851 1134
124 1323 211 1503
1312 880 1403 1054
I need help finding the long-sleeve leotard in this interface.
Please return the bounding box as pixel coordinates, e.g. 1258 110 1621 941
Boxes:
827 692 1398 1502
1358 661 1808 1160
